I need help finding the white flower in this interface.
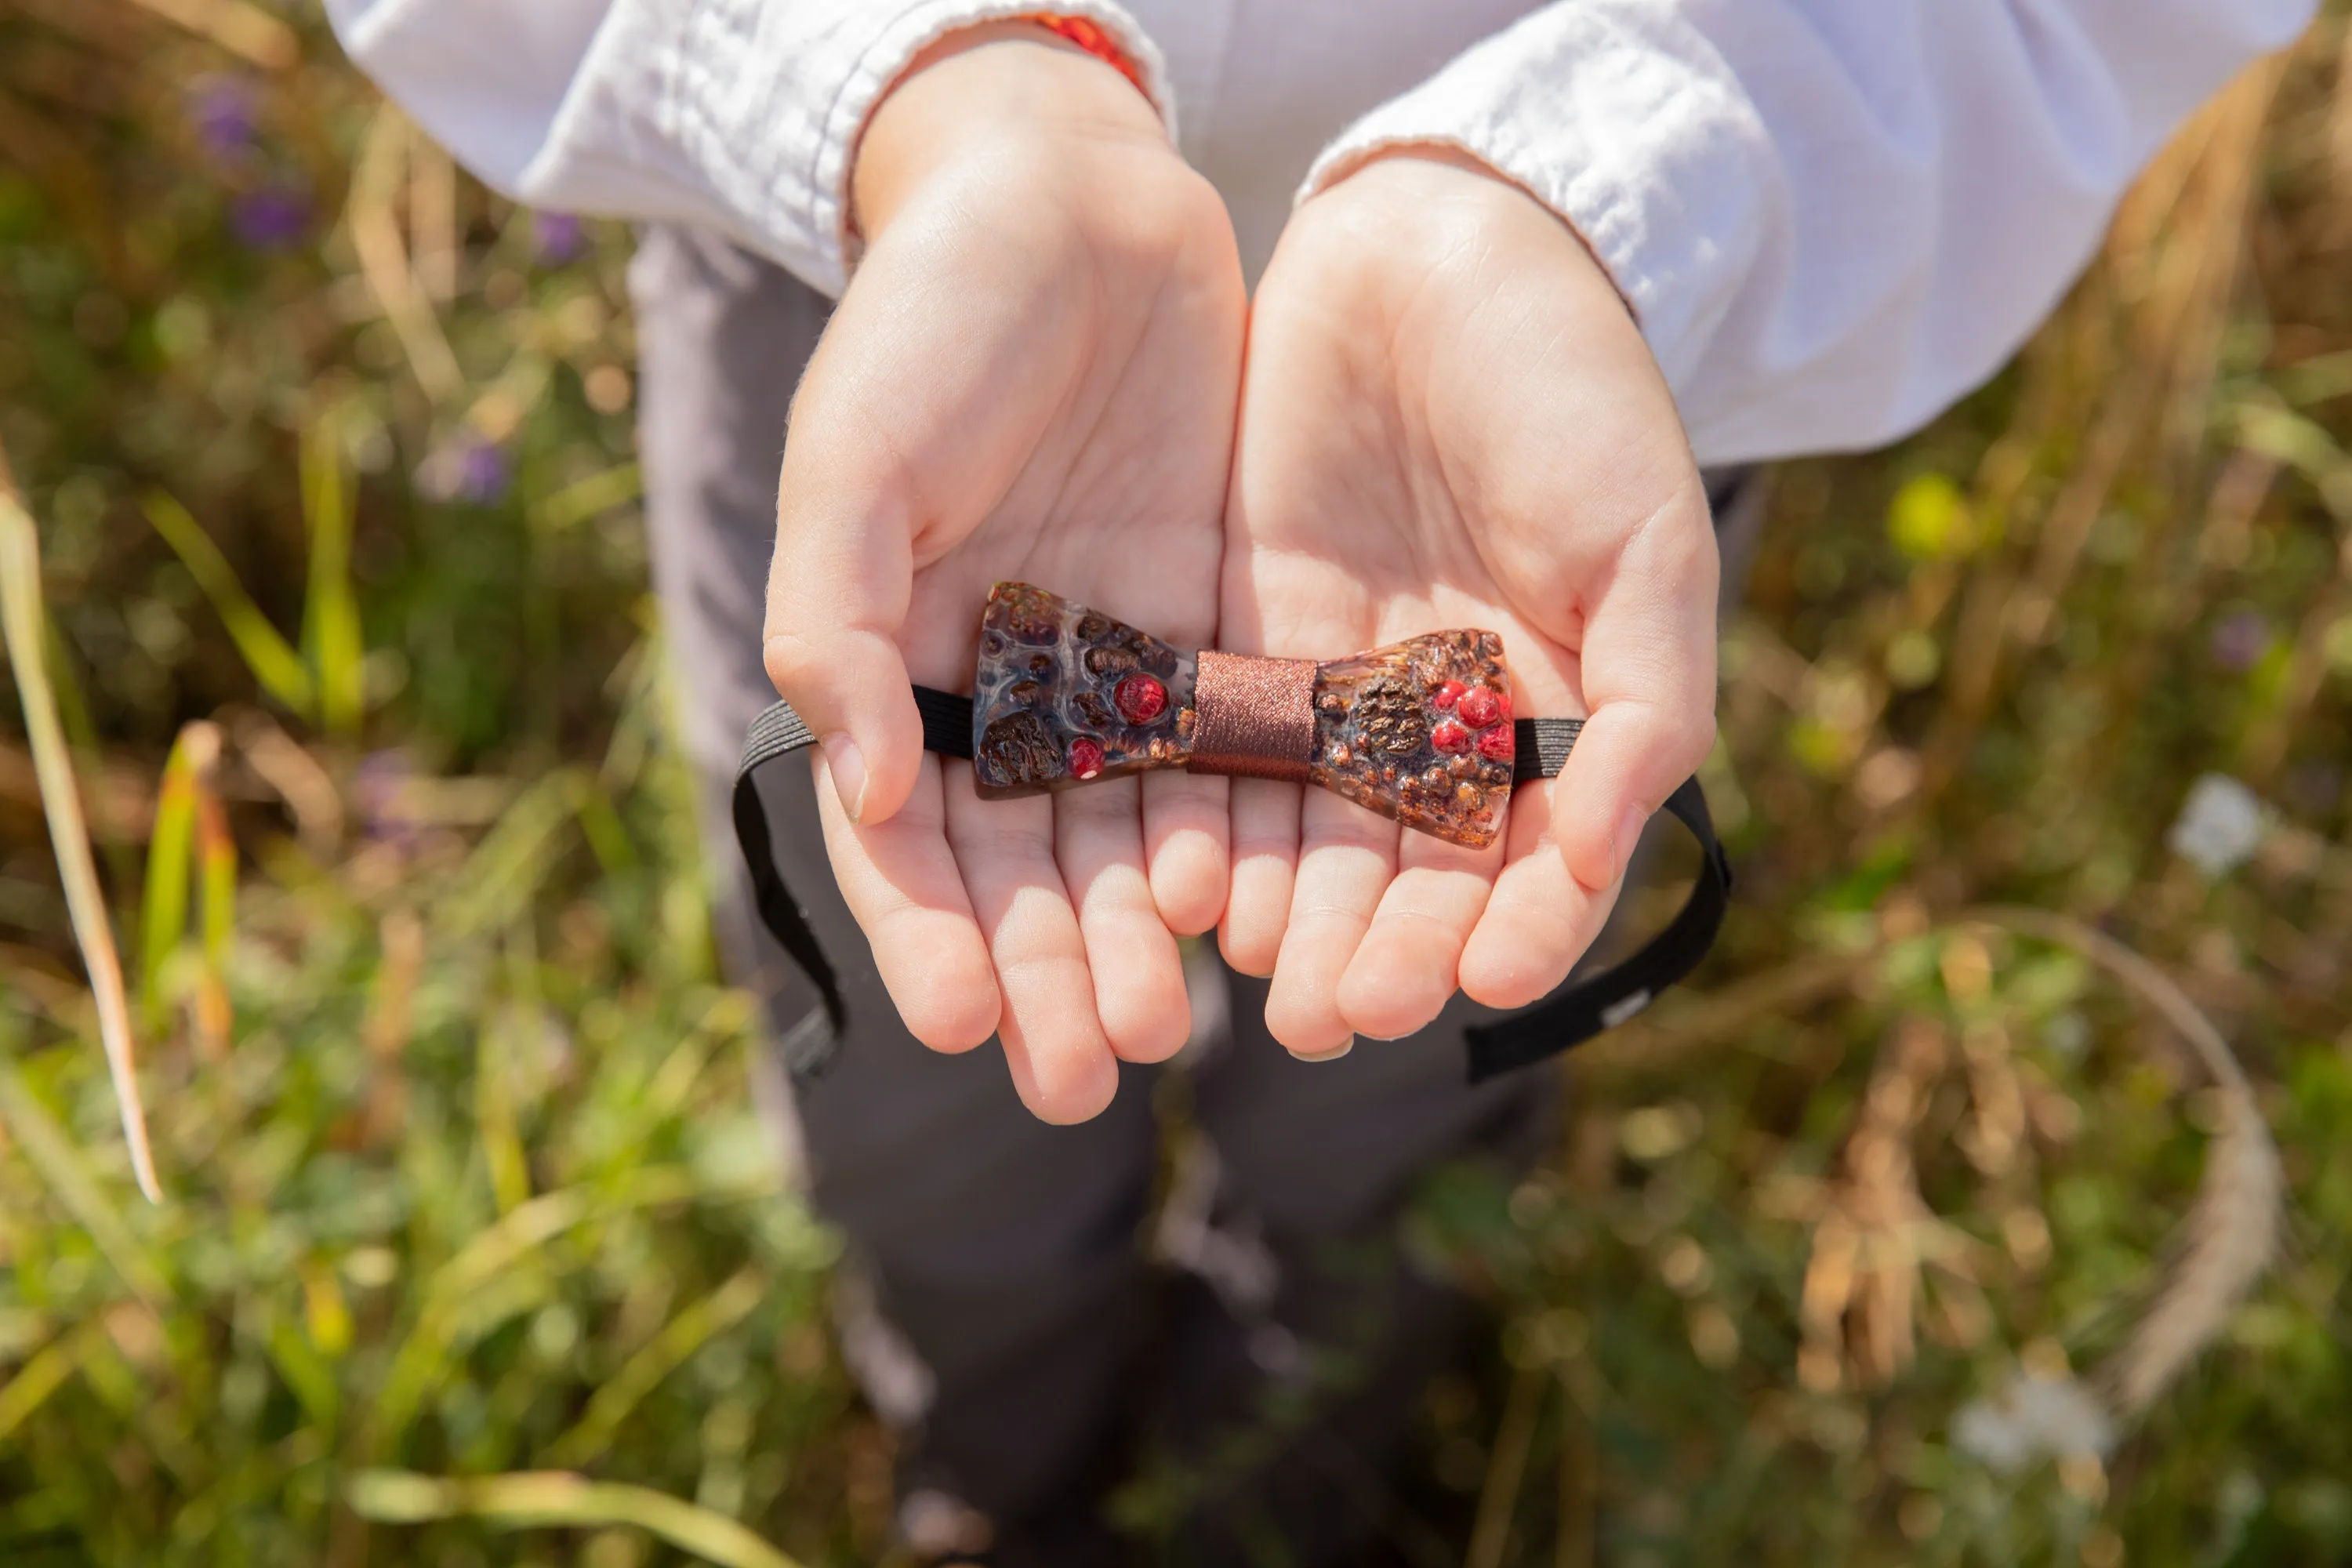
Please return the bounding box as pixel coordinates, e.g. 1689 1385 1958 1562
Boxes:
898 1489 995 1557
2167 775 2267 878
1953 1373 2116 1474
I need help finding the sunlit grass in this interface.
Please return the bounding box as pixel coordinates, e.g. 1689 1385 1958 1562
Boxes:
2 2 2350 1564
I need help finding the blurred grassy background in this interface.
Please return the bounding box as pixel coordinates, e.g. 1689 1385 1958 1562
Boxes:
2 2 2350 1565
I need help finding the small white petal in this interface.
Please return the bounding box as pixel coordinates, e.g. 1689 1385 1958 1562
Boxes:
2168 775 2267 878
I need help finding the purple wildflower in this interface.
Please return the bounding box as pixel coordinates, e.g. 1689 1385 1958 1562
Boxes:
2209 608 2272 673
231 183 310 251
533 212 586 265
456 440 512 504
353 750 419 849
187 74 261 162
419 434 514 505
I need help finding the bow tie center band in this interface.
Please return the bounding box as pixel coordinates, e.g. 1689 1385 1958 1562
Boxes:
735 583 1732 1080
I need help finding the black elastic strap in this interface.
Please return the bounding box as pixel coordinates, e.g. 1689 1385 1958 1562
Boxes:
732 689 1730 1082
1459 771 1730 1081
730 702 842 1036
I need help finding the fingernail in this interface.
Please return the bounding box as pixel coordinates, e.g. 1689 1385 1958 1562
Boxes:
822 734 868 822
1610 804 1646 884
1292 1036 1354 1063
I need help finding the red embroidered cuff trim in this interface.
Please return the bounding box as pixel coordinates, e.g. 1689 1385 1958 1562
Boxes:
1033 15 1151 101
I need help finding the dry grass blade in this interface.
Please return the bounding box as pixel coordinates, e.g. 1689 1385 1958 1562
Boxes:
2327 9 2352 245
347 1469 808 1568
189 728 235 1062
361 908 423 1148
0 452 161 1201
118 0 299 70
347 109 466 405
229 708 343 855
1793 1014 1986 1392
1918 56 2286 804
409 136 459 303
1467 1359 1545 1568
1962 906 2282 1417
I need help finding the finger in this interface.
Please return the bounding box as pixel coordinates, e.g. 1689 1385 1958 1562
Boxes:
813 750 1000 1051
942 764 1120 1123
1552 510 1719 891
1334 835 1498 1042
1217 778 1301 977
1459 774 1620 1010
1142 771 1228 938
1055 779 1192 1063
1262 794 1397 1054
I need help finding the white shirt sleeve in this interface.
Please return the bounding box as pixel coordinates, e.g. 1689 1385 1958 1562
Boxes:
321 0 1174 299
1305 0 2314 466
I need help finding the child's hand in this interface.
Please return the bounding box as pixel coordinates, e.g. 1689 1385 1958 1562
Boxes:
761 24 1243 1120
1217 150 1719 1056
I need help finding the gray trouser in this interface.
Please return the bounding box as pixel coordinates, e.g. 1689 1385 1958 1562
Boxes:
632 225 1566 1565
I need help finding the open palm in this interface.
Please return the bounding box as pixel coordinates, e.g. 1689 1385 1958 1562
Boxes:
1218 151 1720 1056
762 31 1243 1120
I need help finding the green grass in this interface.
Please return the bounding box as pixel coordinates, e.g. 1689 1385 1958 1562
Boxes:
3 3 2352 1565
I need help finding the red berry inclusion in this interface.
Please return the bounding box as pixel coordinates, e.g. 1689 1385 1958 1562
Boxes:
1114 673 1167 725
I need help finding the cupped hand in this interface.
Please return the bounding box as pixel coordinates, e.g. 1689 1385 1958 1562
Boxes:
762 25 1244 1120
1218 149 1719 1057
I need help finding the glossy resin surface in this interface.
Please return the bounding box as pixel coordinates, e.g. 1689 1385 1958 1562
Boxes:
965 583 1515 848
1311 630 1514 849
969 583 1197 796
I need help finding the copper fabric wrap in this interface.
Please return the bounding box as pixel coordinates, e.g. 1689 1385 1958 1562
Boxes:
1190 651 1317 782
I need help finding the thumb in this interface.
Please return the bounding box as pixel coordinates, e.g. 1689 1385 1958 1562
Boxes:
758 230 1029 829
763 480 927 829
1551 697 1715 893
754 157 1091 826
1548 511 1719 892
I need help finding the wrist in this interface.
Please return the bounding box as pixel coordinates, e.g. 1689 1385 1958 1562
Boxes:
851 20 1168 240
1311 145 1629 318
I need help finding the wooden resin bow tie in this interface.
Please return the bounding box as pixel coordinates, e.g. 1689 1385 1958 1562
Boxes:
731 582 1732 1084
970 583 1534 848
